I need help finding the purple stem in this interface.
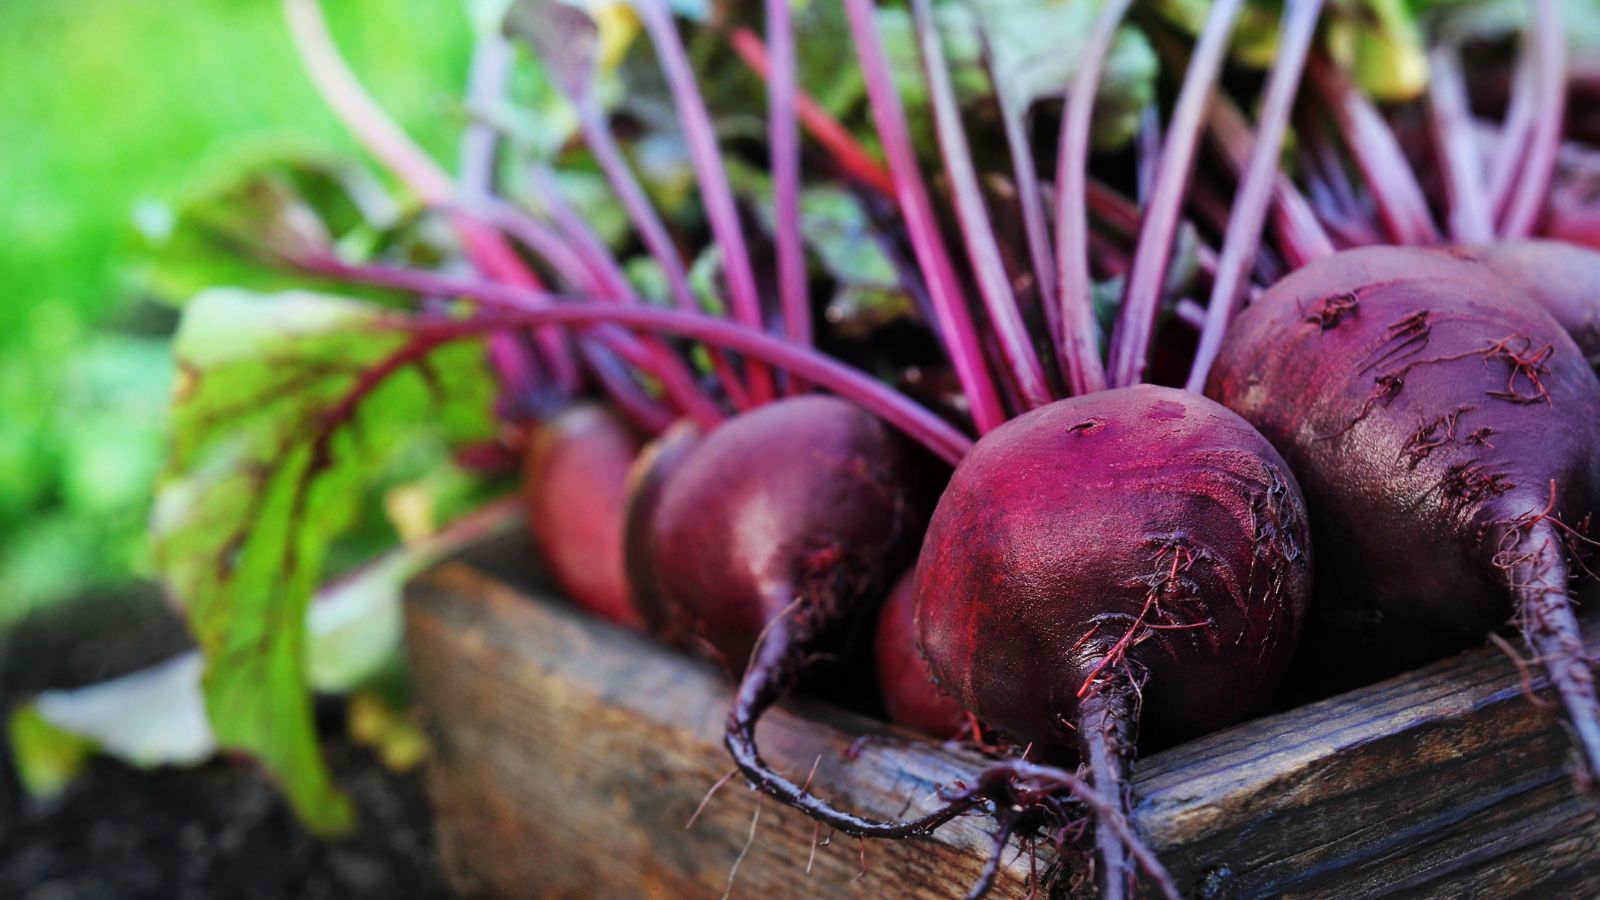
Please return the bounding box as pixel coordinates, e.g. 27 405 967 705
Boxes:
1307 54 1441 246
555 123 753 411
1054 0 1132 396
306 258 974 464
841 0 1006 433
910 0 1052 410
1500 0 1566 239
1426 44 1494 243
635 0 776 402
574 105 699 314
979 30 1060 363
459 57 672 431
282 0 576 393
1136 103 1163 208
765 0 811 395
1300 112 1362 221
1488 52 1537 222
1209 97 1337 268
1107 0 1243 388
460 197 724 429
1187 0 1323 393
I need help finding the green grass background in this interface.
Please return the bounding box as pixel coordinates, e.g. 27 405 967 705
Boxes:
0 0 477 626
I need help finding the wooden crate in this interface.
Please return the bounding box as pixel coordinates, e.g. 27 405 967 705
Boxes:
404 533 1600 898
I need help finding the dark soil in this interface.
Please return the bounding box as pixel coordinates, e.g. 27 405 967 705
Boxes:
0 589 449 900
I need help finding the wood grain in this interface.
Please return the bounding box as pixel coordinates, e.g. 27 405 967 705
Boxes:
406 534 1600 899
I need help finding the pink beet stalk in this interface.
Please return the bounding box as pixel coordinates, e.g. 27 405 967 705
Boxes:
302 257 974 464
635 0 776 402
909 0 1052 411
1488 53 1537 221
1500 0 1566 239
728 28 897 199
281 0 578 393
1187 0 1323 392
1106 0 1244 388
1208 98 1337 267
1307 54 1441 246
530 166 752 414
1054 0 1132 396
463 197 725 430
1426 44 1494 243
765 0 811 393
976 27 1060 365
841 0 1006 433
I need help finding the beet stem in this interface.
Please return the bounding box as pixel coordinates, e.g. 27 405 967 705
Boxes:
1499 0 1566 239
281 0 577 393
453 194 724 429
910 0 1053 410
1426 43 1495 243
298 257 976 463
727 28 897 199
1106 0 1243 388
1487 53 1537 223
764 0 811 393
569 105 754 413
1306 54 1441 246
636 0 776 402
527 168 749 417
841 0 1007 434
1208 96 1337 268
1186 0 1323 393
1513 525 1600 787
1052 0 1130 396
1135 103 1162 209
569 110 755 408
981 32 1060 364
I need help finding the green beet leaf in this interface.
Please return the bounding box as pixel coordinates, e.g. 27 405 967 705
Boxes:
153 287 495 833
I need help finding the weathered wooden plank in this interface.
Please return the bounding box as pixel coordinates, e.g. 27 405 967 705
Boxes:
407 533 1600 899
407 537 1052 899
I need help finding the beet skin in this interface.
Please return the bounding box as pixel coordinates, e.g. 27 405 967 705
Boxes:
620 420 701 642
1207 245 1600 782
874 569 965 739
522 403 643 628
915 384 1312 896
641 395 959 837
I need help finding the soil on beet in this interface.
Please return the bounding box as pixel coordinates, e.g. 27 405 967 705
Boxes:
0 589 448 900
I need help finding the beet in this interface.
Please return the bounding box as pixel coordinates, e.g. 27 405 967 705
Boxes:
916 384 1312 897
620 421 701 642
638 396 962 833
1206 245 1600 783
521 404 644 628
874 569 965 739
1471 240 1600 366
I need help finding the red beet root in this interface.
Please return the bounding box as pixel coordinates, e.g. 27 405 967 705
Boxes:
639 396 962 835
874 569 965 739
1207 245 1600 785
916 385 1312 898
620 420 701 642
522 404 644 628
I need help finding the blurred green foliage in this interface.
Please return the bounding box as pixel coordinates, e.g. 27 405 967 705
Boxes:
0 0 477 627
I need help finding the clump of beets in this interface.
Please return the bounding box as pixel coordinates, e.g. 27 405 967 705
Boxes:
916 384 1313 897
1207 245 1600 784
522 403 644 628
